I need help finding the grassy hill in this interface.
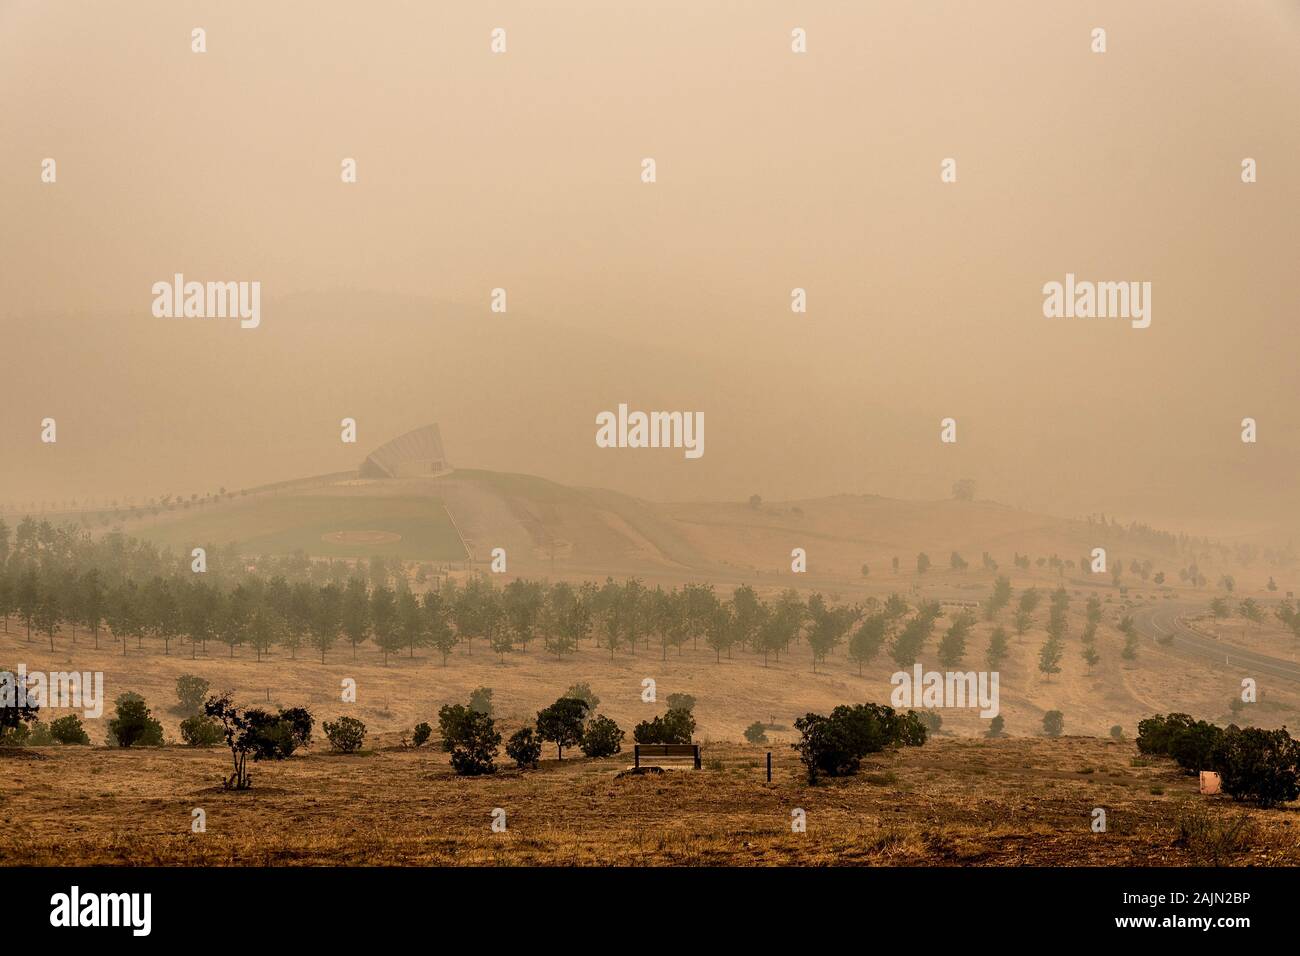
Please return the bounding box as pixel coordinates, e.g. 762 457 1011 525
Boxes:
133 493 467 561
115 467 1219 591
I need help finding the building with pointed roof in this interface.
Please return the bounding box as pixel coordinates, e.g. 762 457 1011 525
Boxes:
358 424 452 479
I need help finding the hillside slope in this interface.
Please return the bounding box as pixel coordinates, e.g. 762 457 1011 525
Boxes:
120 469 1211 590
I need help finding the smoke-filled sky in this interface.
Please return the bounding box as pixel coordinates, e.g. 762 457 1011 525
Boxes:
2 0 1298 538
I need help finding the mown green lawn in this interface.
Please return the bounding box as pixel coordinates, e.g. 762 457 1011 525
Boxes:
133 495 467 559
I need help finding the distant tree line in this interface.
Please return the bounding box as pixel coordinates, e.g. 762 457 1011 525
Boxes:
4 518 1219 675
0 519 1003 673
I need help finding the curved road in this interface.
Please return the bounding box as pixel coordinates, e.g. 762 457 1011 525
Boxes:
1131 600 1300 685
901 583 1300 685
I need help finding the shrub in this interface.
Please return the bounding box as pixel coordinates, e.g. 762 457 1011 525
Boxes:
203 694 313 789
1137 713 1196 756
468 686 494 716
1137 712 1229 773
175 674 210 716
323 716 367 753
536 697 589 759
1212 726 1300 808
438 703 500 776
244 706 313 759
792 702 926 784
1109 724 1124 741
506 726 542 769
1042 710 1064 738
580 715 624 758
564 682 599 713
437 704 473 746
893 710 929 747
26 721 54 745
412 721 432 748
633 707 696 745
107 693 164 748
917 709 943 734
1169 720 1225 775
744 721 768 745
665 693 696 713
0 723 31 746
49 714 91 745
0 665 39 745
179 715 223 747
792 713 858 783
985 715 1005 738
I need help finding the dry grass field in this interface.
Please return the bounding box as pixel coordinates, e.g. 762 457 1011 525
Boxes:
3 736 1297 866
4 597 1299 868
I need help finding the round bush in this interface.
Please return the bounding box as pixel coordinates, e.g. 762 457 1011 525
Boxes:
633 707 696 745
917 710 943 734
49 714 91 746
1213 726 1300 808
579 715 624 758
665 693 696 713
439 704 500 775
506 726 542 769
323 716 367 753
26 721 55 746
792 703 926 784
179 715 224 747
107 693 164 748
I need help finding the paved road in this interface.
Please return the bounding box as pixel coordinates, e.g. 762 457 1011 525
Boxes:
918 582 1300 684
1131 600 1300 684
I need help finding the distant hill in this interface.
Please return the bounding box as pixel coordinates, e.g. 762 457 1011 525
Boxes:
121 466 1211 589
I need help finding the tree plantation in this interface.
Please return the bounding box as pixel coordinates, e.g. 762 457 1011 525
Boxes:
0 516 960 672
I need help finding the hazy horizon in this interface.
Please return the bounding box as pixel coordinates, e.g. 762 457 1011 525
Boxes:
4 0 1299 542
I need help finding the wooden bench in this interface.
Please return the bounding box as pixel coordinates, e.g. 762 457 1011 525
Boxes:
634 743 701 770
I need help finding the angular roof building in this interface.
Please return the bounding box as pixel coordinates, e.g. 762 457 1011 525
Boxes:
358 424 452 479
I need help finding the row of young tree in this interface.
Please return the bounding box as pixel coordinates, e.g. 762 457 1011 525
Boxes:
0 559 1064 675
0 518 1167 675
873 549 1175 587
0 561 838 666
1211 595 1300 639
881 584 1130 679
1 573 1106 690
